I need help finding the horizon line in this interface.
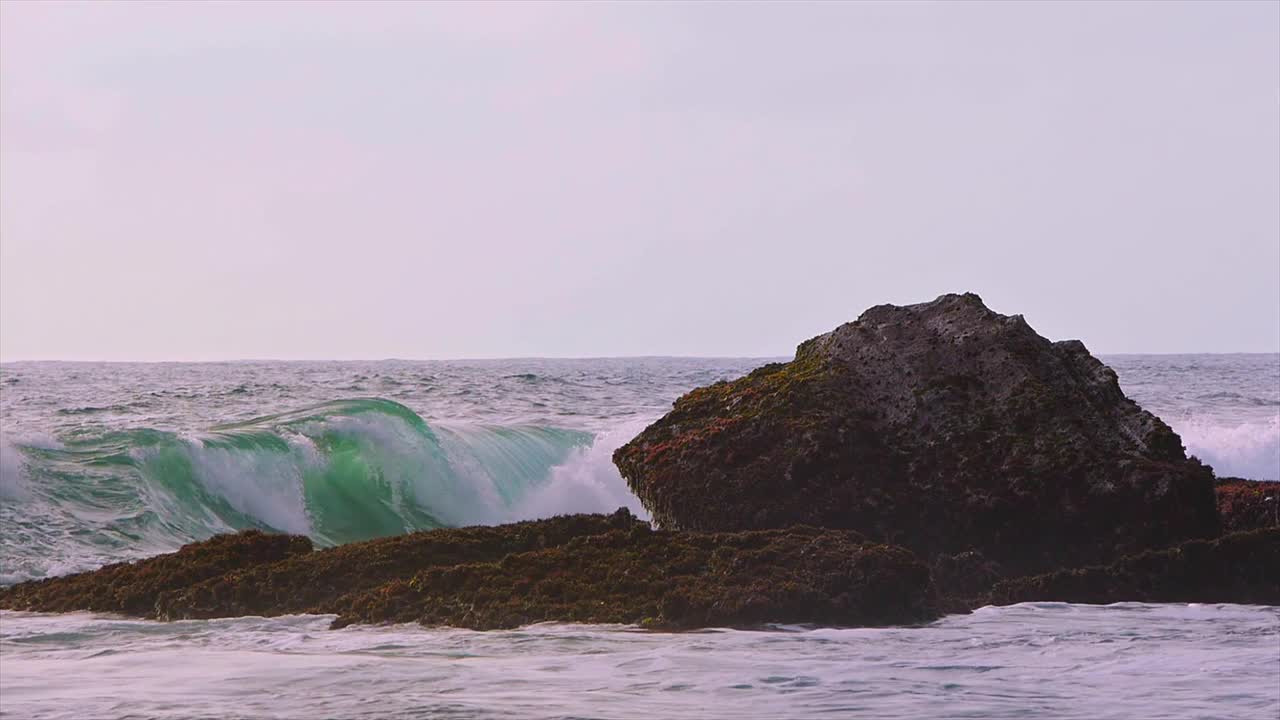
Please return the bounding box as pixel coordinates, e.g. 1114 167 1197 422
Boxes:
2 350 1279 365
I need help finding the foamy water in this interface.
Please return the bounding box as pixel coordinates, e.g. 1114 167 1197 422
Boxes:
1 603 1276 720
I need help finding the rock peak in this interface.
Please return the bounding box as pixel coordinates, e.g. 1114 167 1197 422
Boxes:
615 296 1218 575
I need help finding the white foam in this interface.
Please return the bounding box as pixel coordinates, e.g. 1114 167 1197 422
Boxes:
512 420 652 522
1173 415 1280 481
0 432 61 501
182 436 315 536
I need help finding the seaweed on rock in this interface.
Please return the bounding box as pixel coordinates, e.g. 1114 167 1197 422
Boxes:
0 530 312 616
615 293 1220 576
331 524 936 630
0 511 939 631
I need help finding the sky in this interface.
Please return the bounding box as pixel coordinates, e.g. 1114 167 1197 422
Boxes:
1 1 1277 361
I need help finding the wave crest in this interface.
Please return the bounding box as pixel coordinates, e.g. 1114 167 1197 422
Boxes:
1175 416 1280 481
1 398 645 582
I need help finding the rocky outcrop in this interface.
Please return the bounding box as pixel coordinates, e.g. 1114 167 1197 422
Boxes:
0 530 312 616
331 524 935 630
987 528 1280 606
614 293 1220 576
155 510 645 620
0 511 939 631
1216 477 1280 533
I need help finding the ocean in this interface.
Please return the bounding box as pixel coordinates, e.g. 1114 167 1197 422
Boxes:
1 354 1277 719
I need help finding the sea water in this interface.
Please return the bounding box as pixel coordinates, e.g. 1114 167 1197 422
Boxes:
1 355 1277 719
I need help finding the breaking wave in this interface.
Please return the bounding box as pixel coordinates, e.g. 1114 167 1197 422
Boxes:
0 398 647 583
1174 415 1280 481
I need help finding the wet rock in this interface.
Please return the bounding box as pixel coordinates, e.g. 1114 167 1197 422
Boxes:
614 293 1220 575
930 550 1005 614
1215 477 1280 533
1 511 939 631
0 530 312 617
987 528 1280 606
331 525 936 630
155 509 644 620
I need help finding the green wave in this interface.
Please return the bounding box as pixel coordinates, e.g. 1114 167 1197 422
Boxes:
1 398 592 580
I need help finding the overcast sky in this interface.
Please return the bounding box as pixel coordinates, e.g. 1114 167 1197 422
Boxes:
1 1 1277 361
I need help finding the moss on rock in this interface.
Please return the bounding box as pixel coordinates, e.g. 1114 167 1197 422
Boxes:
0 530 312 617
1215 477 1280 534
0 511 939 632
614 293 1220 576
331 524 936 630
154 509 644 620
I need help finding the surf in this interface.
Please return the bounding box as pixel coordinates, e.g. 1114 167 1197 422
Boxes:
0 397 646 582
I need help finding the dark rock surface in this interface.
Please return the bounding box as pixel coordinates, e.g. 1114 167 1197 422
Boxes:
614 293 1220 576
332 524 935 630
0 511 939 631
987 528 1280 606
155 510 644 620
0 530 312 617
929 550 1006 614
1215 477 1280 533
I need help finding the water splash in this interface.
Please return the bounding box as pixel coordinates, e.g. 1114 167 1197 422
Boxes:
1175 415 1280 481
0 398 642 582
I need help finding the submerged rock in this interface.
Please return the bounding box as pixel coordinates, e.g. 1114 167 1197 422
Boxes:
987 528 1280 606
0 530 312 616
0 511 939 631
614 293 1220 575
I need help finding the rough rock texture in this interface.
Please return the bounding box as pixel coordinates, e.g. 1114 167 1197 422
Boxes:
987 528 1280 606
929 550 1006 614
614 293 1220 575
0 511 939 631
0 530 312 617
331 525 935 630
155 510 644 620
1216 477 1280 534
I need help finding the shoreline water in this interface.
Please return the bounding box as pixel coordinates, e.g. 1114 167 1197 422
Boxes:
3 602 1277 720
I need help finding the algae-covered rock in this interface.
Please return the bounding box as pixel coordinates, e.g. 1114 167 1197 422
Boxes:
987 528 1280 606
0 530 312 617
614 293 1220 575
155 509 644 620
331 525 936 630
0 510 938 631
1215 477 1280 534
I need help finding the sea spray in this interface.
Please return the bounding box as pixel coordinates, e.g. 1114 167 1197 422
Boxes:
513 419 654 522
1174 416 1280 481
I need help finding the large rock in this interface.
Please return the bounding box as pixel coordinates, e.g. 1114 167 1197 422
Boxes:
614 293 1220 575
